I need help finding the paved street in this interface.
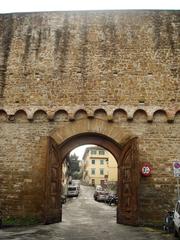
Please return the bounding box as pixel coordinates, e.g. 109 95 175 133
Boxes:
0 185 174 240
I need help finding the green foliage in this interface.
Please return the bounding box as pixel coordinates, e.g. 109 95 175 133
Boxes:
72 171 83 179
3 216 41 227
69 153 80 174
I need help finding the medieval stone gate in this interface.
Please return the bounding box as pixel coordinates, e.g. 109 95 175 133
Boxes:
44 119 139 225
0 10 180 226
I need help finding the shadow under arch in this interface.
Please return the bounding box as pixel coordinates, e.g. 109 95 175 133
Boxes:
44 119 140 226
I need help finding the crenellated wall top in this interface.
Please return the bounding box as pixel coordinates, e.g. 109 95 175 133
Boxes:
0 105 180 123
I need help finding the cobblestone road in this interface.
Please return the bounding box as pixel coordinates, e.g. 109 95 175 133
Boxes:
0 185 175 240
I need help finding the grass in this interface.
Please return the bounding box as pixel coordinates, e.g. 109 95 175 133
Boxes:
2 216 41 227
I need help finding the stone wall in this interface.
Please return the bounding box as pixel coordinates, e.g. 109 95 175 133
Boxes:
0 10 180 225
0 110 180 224
0 10 179 108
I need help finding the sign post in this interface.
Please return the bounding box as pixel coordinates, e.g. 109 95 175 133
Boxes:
173 161 180 200
177 178 180 200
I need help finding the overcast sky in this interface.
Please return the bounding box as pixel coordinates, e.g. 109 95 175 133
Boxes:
0 0 179 13
70 145 95 160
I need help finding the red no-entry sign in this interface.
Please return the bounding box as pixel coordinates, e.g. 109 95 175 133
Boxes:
141 163 152 177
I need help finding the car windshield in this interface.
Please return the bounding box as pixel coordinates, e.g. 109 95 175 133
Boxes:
68 187 77 191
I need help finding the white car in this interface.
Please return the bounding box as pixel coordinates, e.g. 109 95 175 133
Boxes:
71 180 80 191
67 185 79 197
174 200 180 238
93 185 108 202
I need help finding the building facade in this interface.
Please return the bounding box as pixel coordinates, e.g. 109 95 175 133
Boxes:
82 146 117 186
0 10 180 226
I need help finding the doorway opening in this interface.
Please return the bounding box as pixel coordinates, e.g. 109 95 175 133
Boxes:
44 130 139 226
61 145 118 224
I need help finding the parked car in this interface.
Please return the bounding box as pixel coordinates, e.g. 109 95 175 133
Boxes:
94 186 108 202
93 185 102 200
174 200 180 238
67 185 79 197
96 190 109 202
72 180 80 191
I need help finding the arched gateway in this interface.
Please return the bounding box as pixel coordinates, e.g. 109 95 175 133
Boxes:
44 119 139 225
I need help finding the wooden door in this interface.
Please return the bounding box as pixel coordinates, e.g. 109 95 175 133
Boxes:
117 137 139 225
44 137 62 224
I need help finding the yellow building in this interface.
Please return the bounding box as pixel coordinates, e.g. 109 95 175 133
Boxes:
82 146 117 186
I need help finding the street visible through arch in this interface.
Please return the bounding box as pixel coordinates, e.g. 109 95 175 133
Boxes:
0 185 170 240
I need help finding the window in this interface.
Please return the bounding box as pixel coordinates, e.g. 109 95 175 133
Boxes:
100 168 104 175
92 179 95 185
99 150 105 155
100 159 104 165
91 168 95 175
91 159 95 164
91 150 97 155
